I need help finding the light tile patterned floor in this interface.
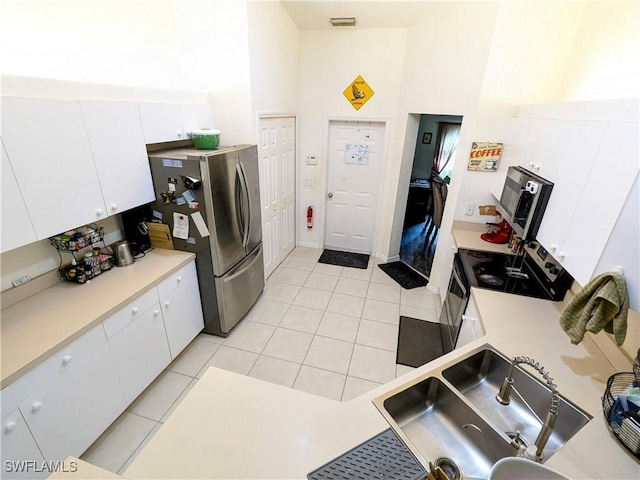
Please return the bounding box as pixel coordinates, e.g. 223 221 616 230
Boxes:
81 247 442 474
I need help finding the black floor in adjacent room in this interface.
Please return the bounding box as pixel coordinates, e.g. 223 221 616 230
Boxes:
399 216 439 279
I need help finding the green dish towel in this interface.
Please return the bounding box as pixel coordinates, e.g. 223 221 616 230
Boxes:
559 272 629 346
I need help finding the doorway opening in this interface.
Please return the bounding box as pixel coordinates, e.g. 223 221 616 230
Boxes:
400 114 463 278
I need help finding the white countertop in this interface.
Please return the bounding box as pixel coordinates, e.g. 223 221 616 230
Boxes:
123 287 638 480
1 249 195 387
452 221 513 254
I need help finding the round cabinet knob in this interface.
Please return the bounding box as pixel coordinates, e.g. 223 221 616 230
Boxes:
32 401 43 412
132 307 139 315
165 301 171 308
153 310 160 317
62 355 72 365
177 132 183 138
177 276 182 284
110 203 118 211
96 209 104 216
557 251 566 260
550 243 558 251
5 421 17 432
328 192 334 198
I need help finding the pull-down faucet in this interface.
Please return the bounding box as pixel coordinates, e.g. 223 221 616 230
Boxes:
496 356 559 461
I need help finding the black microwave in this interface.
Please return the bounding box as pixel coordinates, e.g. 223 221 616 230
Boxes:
498 166 553 240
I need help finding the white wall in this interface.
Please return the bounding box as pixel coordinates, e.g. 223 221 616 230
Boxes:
380 1 500 290
247 1 300 117
296 27 407 250
0 0 254 144
558 1 640 101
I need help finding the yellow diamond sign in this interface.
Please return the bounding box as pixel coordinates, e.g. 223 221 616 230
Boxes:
343 75 374 111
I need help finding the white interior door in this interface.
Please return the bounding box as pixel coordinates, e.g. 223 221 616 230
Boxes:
325 120 385 254
258 117 296 278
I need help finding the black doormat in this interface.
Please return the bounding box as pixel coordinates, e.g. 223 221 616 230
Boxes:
396 317 444 368
318 249 370 269
378 262 428 289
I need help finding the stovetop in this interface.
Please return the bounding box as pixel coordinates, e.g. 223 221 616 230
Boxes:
458 246 573 301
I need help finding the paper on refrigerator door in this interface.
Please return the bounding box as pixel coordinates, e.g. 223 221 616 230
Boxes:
172 213 189 240
191 211 210 238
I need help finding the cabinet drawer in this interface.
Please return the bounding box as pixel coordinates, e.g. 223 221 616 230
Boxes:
11 325 107 405
156 261 197 299
102 288 159 339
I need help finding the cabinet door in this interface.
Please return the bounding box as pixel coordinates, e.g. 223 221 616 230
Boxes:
1 97 107 239
80 100 155 215
457 296 482 349
138 103 184 144
1 140 37 252
108 304 171 403
180 103 216 137
559 122 640 285
19 342 126 461
535 119 608 254
159 268 204 358
2 409 46 479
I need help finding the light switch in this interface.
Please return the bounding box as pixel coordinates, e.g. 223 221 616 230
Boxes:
305 156 318 165
303 178 314 186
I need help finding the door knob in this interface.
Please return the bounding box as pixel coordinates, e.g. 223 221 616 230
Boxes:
328 192 334 198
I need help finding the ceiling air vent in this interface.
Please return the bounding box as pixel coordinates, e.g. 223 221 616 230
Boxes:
329 17 356 27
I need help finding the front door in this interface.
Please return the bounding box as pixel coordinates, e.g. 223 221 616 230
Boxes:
325 120 385 253
258 116 296 278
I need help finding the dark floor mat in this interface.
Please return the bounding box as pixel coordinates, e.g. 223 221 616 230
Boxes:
318 249 369 269
396 317 444 368
378 262 428 289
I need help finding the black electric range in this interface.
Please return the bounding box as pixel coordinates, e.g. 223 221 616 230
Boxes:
458 241 573 301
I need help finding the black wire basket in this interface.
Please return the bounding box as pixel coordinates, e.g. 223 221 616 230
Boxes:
602 372 640 458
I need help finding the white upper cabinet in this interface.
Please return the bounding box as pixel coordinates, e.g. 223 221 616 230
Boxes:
180 103 216 136
80 100 155 215
535 119 608 253
139 102 216 145
138 102 185 144
558 122 640 285
1 97 107 239
1 140 37 253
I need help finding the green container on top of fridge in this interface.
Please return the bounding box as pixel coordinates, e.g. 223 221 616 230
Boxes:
190 129 220 150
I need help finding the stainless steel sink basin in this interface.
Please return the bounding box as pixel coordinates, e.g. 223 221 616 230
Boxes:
382 377 514 479
442 348 591 460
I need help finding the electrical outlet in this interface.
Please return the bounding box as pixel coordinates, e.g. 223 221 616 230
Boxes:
12 275 31 287
464 203 474 216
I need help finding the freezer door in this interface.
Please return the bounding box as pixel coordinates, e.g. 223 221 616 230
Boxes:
238 146 262 254
215 243 265 333
205 149 246 274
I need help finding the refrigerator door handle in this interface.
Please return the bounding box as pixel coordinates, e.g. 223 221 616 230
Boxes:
236 163 251 247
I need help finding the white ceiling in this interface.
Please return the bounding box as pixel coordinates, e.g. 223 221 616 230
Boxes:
280 1 445 30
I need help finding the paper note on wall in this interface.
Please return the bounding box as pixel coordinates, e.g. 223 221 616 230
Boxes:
345 144 369 165
172 213 189 240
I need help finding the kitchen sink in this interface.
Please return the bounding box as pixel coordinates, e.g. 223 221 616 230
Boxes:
382 377 514 479
442 348 591 460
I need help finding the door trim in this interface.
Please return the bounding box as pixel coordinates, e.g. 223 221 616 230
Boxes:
322 116 391 255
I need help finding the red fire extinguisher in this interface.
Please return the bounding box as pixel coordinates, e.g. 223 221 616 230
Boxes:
307 206 313 229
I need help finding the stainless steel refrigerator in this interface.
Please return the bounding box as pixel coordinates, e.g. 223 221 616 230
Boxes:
148 144 264 336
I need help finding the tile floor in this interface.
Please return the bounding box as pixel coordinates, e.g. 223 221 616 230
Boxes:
81 247 442 474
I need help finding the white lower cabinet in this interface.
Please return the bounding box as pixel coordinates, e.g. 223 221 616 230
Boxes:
158 263 205 358
18 341 126 462
456 296 484 349
1 409 46 479
108 304 171 404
